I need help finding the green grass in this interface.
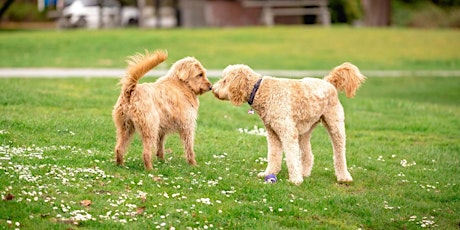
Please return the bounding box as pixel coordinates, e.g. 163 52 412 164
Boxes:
1 26 459 70
0 76 459 229
0 26 459 229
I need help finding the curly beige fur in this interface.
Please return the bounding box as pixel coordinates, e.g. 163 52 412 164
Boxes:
213 62 366 185
113 50 212 170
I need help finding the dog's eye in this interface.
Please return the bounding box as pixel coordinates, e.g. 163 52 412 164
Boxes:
197 73 203 78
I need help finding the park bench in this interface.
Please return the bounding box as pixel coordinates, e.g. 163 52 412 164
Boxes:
242 0 330 26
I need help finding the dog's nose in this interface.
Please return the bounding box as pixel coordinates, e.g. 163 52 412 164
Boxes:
209 85 213 90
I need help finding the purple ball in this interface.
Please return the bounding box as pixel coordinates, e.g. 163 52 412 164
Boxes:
264 174 277 183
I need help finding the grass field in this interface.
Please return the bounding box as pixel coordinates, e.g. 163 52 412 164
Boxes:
1 26 459 70
1 76 459 229
0 27 459 229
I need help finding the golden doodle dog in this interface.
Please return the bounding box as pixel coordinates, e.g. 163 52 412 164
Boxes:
212 63 366 185
113 50 212 170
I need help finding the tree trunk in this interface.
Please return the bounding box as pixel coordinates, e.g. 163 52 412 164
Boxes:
137 0 146 27
0 0 15 19
98 0 103 28
154 0 161 28
361 0 391 27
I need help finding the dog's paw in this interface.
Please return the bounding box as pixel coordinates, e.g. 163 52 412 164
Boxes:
288 177 303 185
302 170 312 178
257 171 269 178
188 159 197 166
336 172 353 183
145 166 153 171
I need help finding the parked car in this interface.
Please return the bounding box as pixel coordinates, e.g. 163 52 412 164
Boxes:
60 0 138 28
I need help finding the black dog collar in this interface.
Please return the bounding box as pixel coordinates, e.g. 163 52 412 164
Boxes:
248 78 263 106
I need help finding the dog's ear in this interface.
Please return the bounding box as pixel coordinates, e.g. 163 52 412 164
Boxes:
228 69 249 106
176 61 195 82
173 58 204 82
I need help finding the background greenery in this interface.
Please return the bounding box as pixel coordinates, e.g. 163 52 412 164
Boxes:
1 27 459 70
0 27 459 229
2 0 460 28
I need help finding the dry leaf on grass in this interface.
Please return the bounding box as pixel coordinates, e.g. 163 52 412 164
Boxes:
80 200 92 207
152 176 163 182
136 206 146 215
3 193 14 201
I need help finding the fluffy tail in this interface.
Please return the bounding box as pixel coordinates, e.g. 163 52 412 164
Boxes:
120 49 168 101
324 62 366 98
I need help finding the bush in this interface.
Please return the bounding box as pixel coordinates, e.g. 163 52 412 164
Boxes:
2 1 48 22
393 0 460 28
329 0 363 24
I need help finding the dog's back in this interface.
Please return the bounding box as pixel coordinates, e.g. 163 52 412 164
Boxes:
130 80 199 133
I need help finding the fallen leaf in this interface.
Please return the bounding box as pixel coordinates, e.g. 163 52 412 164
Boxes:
3 193 14 201
136 206 146 215
139 194 147 202
80 200 92 207
152 176 163 182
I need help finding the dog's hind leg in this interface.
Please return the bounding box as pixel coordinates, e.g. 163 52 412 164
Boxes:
138 127 157 171
322 105 353 183
179 127 197 166
132 112 159 171
114 115 135 167
257 127 283 178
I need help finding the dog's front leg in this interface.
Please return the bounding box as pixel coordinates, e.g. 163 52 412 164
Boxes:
281 131 303 185
257 128 283 178
156 134 166 160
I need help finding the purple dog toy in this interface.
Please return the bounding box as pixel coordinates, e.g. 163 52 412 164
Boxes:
264 174 277 183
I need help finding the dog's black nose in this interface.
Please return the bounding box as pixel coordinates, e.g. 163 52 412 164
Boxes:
209 85 213 90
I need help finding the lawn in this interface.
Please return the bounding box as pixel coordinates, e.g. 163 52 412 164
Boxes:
1 26 459 70
0 27 459 229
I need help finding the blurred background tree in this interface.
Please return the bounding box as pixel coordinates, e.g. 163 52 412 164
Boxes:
1 0 459 28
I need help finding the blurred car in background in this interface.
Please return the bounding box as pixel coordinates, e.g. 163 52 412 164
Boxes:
59 0 139 28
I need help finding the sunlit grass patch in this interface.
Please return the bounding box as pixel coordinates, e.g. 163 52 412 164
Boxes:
1 27 459 70
0 76 459 229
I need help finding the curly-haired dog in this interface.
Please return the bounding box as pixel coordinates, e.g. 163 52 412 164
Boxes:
212 63 366 185
113 50 212 170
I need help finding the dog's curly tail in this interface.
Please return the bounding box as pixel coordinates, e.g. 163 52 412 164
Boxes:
324 62 366 98
120 49 168 101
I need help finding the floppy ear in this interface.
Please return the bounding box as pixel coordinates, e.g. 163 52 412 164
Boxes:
177 61 197 82
172 58 202 82
228 69 249 106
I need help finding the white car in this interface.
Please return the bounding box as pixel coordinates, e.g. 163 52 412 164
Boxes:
60 0 138 28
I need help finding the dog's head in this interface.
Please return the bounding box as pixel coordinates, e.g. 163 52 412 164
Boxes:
170 57 212 95
213 64 257 106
